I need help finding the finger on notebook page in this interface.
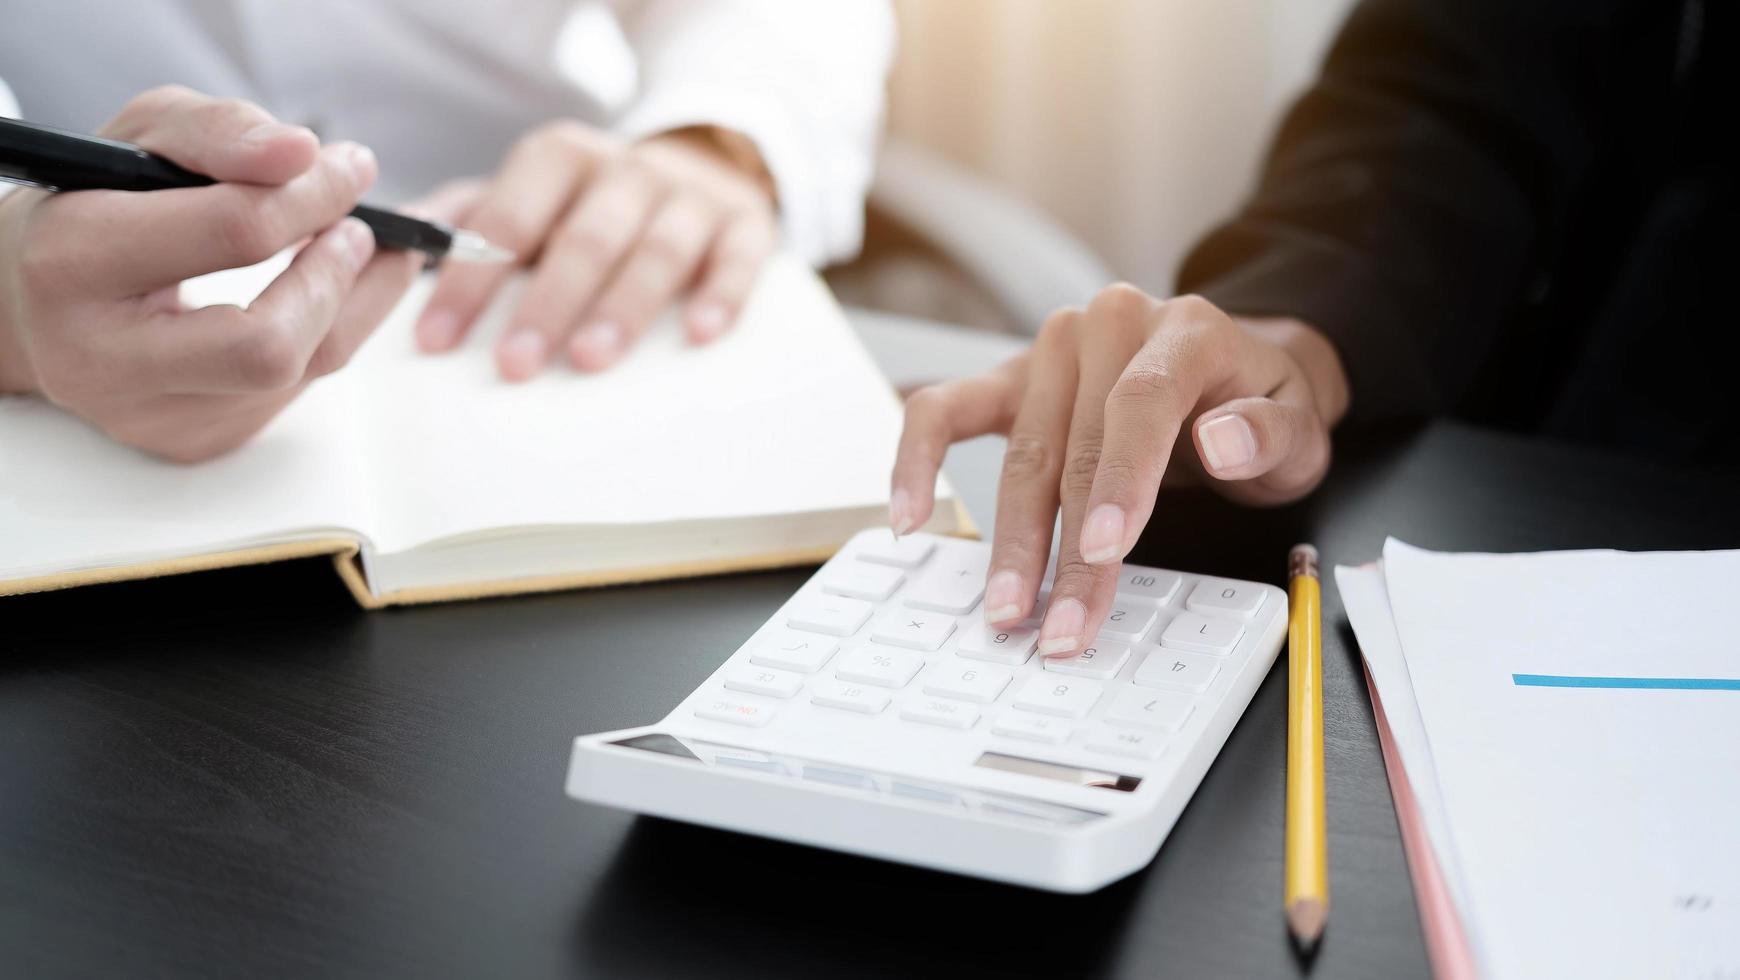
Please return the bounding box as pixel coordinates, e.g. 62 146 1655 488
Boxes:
497 167 662 379
303 246 424 381
890 366 1021 536
1195 375 1332 506
416 132 593 352
1038 292 1149 657
53 141 374 298
563 188 711 373
684 213 776 343
1077 296 1236 569
984 309 1080 628
101 85 319 186
305 178 481 377
130 218 374 394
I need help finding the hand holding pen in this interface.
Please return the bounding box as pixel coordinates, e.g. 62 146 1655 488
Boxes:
0 86 495 462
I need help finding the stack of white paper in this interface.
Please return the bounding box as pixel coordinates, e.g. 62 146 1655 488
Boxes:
1338 540 1740 980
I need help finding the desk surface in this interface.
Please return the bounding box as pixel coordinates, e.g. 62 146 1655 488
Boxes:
4 421 1735 979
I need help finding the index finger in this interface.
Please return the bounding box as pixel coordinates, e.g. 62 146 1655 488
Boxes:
101 84 318 186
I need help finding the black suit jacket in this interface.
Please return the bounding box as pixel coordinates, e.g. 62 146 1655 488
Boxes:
1179 0 1735 462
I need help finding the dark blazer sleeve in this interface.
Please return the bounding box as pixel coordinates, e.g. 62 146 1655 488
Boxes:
1177 0 1624 419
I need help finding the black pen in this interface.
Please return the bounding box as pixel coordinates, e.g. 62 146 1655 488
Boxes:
0 116 511 264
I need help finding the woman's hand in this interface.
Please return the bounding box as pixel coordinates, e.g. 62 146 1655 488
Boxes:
890 285 1349 656
413 121 779 379
0 85 432 462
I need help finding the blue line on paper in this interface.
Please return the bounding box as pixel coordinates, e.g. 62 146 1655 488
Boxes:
1511 673 1740 691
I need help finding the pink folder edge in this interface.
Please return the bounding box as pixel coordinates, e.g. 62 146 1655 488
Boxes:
1363 663 1480 980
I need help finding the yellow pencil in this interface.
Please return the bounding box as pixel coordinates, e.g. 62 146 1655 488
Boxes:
1286 543 1329 951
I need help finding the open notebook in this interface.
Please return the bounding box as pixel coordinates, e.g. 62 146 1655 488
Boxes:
0 253 970 607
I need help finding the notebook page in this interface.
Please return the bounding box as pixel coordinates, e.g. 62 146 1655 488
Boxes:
345 253 926 554
0 257 369 579
1382 540 1740 980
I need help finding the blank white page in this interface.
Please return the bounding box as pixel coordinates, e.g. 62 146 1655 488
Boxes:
0 257 368 578
347 253 927 553
1383 540 1740 980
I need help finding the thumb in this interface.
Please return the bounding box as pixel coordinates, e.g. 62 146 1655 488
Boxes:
1192 385 1330 505
100 84 320 186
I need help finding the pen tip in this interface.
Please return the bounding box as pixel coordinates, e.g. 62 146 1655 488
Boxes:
447 229 515 264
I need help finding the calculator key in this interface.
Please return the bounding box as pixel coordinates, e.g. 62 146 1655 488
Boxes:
901 698 981 730
1012 675 1104 718
1158 612 1245 655
956 623 1037 666
787 595 873 637
723 665 804 699
836 645 925 688
923 663 1013 703
891 782 966 807
1098 605 1156 641
1116 569 1183 606
1086 729 1168 761
1185 579 1266 619
1042 641 1131 680
803 766 877 791
710 747 790 776
991 714 1073 745
695 696 776 727
819 561 905 601
1133 650 1221 693
750 630 839 673
811 680 892 714
1104 687 1193 732
870 610 957 651
904 554 990 614
854 534 936 569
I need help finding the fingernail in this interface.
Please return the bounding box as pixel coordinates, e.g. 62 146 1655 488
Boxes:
497 328 547 379
569 322 624 370
240 122 307 149
690 303 729 342
984 569 1024 624
1038 598 1085 656
1081 504 1125 564
889 488 914 536
338 217 374 265
1199 413 1257 472
416 309 460 351
344 143 378 186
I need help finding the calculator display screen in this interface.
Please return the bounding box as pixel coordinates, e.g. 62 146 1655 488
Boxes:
606 732 1111 827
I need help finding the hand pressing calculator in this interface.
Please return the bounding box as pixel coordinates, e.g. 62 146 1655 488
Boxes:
565 530 1287 893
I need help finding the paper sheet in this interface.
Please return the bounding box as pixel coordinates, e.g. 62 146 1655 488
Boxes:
1381 540 1740 980
1337 562 1479 979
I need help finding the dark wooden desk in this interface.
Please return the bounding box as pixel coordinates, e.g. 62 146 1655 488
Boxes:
3 422 1734 979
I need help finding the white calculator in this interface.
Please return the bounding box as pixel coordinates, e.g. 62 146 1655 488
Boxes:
565 530 1287 893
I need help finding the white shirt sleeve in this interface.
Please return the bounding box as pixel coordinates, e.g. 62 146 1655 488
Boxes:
609 0 895 267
